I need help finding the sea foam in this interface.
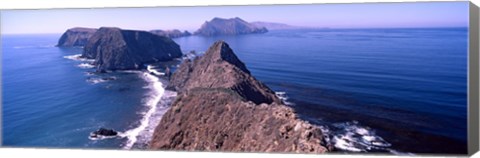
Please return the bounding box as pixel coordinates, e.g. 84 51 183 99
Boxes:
275 91 294 106
77 63 95 69
120 71 176 149
63 54 95 62
146 65 165 76
318 121 393 153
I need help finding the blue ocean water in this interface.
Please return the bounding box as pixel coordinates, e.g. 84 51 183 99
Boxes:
2 34 175 149
2 28 468 154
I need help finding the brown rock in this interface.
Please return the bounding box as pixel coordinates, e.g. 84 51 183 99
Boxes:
167 41 280 105
149 41 328 154
149 89 327 153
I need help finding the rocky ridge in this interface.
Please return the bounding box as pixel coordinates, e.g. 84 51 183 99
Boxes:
149 41 328 153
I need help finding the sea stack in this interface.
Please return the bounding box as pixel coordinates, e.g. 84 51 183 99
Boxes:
150 29 192 38
57 27 97 47
194 17 268 36
149 41 328 153
82 27 182 71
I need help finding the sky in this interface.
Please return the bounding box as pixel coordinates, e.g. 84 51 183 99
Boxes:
0 1 469 34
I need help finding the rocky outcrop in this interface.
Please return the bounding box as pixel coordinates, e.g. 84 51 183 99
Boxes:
90 128 118 137
166 41 280 105
82 27 182 71
57 27 97 47
150 29 191 38
149 41 328 153
194 17 268 36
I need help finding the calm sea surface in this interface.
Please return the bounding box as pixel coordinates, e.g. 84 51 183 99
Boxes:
2 28 468 154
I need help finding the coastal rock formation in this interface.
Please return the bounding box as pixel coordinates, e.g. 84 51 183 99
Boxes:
90 128 118 137
82 27 182 71
166 41 280 105
194 17 268 36
150 29 191 38
57 27 97 47
149 41 328 153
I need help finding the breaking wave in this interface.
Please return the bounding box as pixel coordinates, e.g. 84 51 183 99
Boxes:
317 120 409 154
86 77 116 84
275 91 294 106
63 54 95 62
146 65 165 76
88 134 120 141
77 63 95 69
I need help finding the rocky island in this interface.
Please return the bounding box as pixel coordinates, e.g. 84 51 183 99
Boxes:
81 27 182 71
194 17 268 36
57 27 97 47
149 41 328 153
150 29 192 38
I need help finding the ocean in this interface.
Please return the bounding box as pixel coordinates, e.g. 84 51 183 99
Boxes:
2 28 468 154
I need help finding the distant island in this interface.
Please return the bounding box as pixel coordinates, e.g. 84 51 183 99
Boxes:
56 17 288 72
56 18 303 50
252 21 326 30
251 21 302 30
194 17 268 36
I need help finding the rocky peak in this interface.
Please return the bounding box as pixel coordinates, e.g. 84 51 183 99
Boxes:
168 40 280 105
201 41 250 74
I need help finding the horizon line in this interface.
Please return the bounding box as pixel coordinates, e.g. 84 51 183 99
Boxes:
1 26 469 35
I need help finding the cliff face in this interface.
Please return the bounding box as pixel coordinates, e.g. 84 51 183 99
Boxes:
57 27 97 47
149 41 328 153
150 29 191 38
82 27 182 71
194 17 268 36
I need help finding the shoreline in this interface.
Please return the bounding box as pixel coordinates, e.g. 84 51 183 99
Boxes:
120 67 177 149
120 72 165 149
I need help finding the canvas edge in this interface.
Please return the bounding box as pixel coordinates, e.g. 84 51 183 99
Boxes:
0 1 475 157
468 1 480 156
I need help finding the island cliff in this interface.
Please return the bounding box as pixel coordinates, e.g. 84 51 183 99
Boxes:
194 17 268 36
82 27 182 71
57 27 97 47
149 41 328 153
150 29 191 38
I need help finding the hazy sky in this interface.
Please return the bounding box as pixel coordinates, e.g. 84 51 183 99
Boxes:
0 2 469 34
